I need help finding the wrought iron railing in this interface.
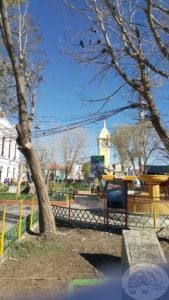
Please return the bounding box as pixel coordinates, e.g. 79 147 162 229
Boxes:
52 206 107 225
52 205 126 228
52 205 169 229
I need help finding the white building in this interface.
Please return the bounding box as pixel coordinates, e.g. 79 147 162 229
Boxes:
71 163 84 180
0 111 20 183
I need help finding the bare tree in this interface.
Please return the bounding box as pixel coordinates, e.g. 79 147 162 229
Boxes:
33 137 58 175
60 128 87 181
112 122 162 175
65 0 169 152
111 126 131 172
33 136 61 186
0 0 56 234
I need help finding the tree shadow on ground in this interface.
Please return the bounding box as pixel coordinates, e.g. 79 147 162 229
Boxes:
55 220 123 235
25 216 40 236
80 253 121 277
26 227 40 236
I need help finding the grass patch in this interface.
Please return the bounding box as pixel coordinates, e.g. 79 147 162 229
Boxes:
0 192 32 200
8 240 67 259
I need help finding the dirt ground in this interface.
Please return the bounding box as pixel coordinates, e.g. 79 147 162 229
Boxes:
0 226 122 299
0 226 169 300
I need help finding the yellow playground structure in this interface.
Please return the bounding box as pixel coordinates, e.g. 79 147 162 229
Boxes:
102 174 169 215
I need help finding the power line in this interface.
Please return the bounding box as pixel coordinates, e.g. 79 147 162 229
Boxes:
32 103 139 138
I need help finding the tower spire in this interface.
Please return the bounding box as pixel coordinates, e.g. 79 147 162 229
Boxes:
103 120 106 129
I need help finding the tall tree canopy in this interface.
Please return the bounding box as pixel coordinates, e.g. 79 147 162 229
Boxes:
65 0 169 152
111 122 162 174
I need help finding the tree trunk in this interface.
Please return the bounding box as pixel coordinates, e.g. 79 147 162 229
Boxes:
139 63 169 153
142 86 169 153
0 0 56 235
129 157 137 176
138 157 144 175
22 147 56 234
17 162 23 195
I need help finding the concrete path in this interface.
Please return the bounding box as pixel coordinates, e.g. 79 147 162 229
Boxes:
0 202 32 232
72 193 105 210
0 191 104 233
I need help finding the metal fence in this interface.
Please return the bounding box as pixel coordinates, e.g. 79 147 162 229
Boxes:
3 210 39 252
0 199 38 255
51 204 169 230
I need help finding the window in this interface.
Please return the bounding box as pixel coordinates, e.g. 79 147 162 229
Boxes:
14 143 17 160
8 139 12 159
1 137 5 156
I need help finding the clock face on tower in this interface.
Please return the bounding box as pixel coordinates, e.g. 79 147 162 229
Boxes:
101 140 108 147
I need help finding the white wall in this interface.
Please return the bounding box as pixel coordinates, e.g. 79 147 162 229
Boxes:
70 163 84 180
0 113 20 183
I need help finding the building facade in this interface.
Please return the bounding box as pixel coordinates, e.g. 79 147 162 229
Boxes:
0 111 20 183
45 162 65 182
70 163 84 180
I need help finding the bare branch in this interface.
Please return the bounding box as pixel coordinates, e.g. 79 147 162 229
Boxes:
151 2 169 14
64 0 169 152
146 0 169 60
82 83 126 113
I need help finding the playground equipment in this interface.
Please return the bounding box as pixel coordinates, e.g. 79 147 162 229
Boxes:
101 174 169 215
127 174 169 215
139 174 168 200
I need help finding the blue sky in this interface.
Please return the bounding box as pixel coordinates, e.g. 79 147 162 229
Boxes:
29 0 132 162
28 1 169 164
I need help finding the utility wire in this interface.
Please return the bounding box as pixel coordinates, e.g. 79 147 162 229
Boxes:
31 103 141 138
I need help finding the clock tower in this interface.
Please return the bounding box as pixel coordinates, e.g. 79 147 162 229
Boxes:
97 120 111 168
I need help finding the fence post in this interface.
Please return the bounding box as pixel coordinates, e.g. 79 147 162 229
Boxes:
133 196 136 213
66 192 68 202
0 207 6 256
15 185 19 201
124 181 128 229
104 198 106 225
153 197 157 229
18 200 23 239
29 197 34 229
106 199 109 226
68 193 71 221
150 197 152 214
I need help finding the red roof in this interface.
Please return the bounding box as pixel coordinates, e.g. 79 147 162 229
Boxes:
46 162 65 170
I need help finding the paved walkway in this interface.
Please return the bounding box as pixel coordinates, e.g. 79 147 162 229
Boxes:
72 193 105 210
0 202 32 232
0 191 104 233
